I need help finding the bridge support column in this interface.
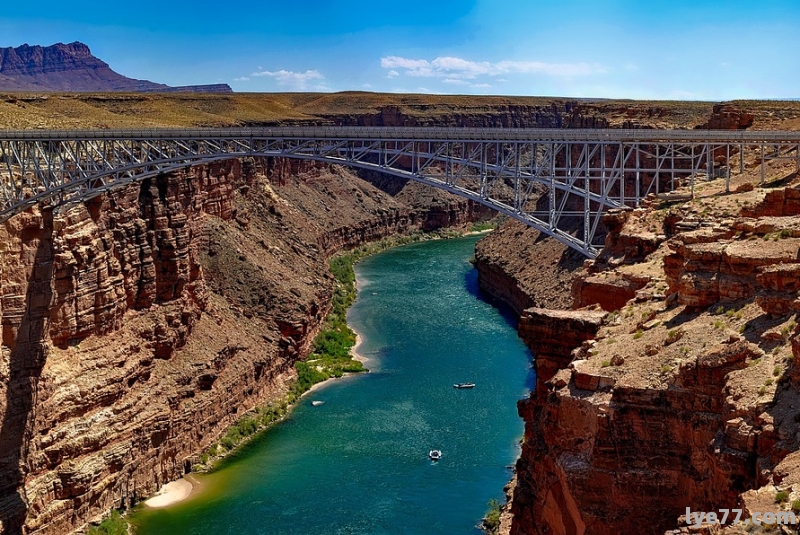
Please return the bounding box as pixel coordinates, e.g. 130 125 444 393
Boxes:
690 144 695 199
740 143 745 174
635 142 640 207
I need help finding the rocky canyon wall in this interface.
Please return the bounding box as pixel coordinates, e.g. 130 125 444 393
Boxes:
0 156 487 535
489 179 800 535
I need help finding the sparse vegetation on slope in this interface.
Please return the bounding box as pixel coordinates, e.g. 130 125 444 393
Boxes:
85 510 127 535
0 91 727 130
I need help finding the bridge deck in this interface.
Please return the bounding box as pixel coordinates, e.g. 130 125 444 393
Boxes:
1 127 799 257
2 127 800 143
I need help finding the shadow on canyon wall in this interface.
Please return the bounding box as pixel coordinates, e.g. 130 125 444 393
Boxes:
0 210 54 534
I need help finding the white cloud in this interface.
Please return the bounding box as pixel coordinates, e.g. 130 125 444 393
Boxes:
380 55 606 80
233 76 250 82
362 83 373 89
387 69 400 78
250 69 325 90
381 56 430 70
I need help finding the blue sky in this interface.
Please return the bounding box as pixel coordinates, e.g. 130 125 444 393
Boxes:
1 0 798 100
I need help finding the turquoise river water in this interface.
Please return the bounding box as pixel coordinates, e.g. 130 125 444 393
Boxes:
133 235 533 534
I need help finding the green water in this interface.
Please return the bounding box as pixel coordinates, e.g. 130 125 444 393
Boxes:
133 236 533 535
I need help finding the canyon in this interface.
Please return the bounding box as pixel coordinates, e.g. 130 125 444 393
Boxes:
2 94 800 534
0 154 489 534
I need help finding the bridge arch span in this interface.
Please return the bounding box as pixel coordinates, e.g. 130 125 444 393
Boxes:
5 149 600 255
4 127 797 257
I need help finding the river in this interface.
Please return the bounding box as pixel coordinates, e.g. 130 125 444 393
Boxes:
132 235 533 534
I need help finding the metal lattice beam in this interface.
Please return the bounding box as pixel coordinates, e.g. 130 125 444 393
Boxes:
2 127 800 257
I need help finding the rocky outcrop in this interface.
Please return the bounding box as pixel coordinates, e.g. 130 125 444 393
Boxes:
512 338 764 535
697 104 754 130
571 210 661 310
741 186 800 218
664 222 800 313
0 42 231 92
517 308 606 382
570 272 649 311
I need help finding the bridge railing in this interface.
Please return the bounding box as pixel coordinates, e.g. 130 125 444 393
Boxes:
1 127 800 144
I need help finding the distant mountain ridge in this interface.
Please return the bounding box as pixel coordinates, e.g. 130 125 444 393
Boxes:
0 41 232 93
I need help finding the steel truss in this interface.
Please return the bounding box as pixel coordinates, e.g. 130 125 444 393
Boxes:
1 127 799 257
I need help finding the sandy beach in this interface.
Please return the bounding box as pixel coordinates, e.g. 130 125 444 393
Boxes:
144 475 199 508
350 331 371 366
349 272 373 368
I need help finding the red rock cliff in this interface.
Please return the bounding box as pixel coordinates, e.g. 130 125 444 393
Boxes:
506 179 800 535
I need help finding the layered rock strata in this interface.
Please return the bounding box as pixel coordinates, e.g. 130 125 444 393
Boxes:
474 222 585 314
502 182 800 535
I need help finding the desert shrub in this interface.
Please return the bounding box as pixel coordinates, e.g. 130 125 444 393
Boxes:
483 499 502 534
86 510 127 535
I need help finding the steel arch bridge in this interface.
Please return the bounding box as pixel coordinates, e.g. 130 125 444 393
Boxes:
1 127 799 257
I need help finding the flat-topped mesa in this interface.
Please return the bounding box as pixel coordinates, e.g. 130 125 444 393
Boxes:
0 41 232 92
